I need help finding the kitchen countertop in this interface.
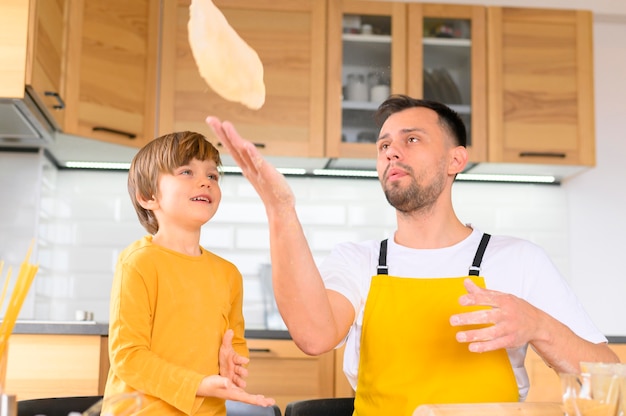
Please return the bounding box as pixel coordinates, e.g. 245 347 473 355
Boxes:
12 320 291 339
11 321 626 344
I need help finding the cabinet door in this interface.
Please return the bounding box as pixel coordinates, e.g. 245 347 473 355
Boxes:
326 0 406 159
27 0 69 130
6 334 103 400
160 0 326 158
407 4 487 163
487 8 595 166
246 339 335 411
64 0 160 148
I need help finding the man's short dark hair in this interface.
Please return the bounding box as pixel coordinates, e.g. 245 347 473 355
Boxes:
374 94 467 148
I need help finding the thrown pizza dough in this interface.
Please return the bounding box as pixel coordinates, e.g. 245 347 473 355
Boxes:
188 0 265 109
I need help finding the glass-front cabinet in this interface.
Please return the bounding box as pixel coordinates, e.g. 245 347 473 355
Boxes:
326 1 487 164
326 1 406 160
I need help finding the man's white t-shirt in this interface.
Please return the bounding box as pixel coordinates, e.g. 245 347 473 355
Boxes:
318 227 607 400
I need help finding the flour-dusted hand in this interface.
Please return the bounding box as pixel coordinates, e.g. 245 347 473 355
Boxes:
205 117 295 217
449 278 544 353
219 329 249 388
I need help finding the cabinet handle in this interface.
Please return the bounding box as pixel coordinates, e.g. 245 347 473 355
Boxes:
44 91 65 110
519 152 566 158
249 348 271 353
92 127 137 139
217 142 265 149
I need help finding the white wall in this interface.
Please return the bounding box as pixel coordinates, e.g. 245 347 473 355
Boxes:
565 19 626 336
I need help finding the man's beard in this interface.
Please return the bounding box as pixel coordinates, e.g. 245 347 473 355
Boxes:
382 163 446 214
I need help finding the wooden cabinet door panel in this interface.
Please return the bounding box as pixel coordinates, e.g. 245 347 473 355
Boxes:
65 0 159 148
6 334 103 400
161 0 326 158
28 0 69 130
487 8 595 166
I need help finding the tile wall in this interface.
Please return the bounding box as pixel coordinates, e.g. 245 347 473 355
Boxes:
1 151 570 329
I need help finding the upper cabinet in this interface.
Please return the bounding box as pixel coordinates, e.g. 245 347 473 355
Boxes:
159 0 327 157
63 0 160 148
487 7 595 167
409 4 487 164
325 1 406 160
0 0 69 130
28 0 69 130
325 1 487 163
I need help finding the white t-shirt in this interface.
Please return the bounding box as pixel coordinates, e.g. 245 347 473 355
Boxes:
318 227 607 400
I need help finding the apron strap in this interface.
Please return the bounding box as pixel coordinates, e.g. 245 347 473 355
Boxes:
469 233 491 276
379 233 492 276
377 239 389 275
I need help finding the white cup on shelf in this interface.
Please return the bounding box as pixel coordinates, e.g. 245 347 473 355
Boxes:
346 74 368 102
370 84 390 103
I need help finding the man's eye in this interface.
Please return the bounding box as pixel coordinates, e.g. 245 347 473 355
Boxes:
408 136 418 143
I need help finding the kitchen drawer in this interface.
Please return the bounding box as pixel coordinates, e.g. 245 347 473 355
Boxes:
246 339 335 411
5 334 106 400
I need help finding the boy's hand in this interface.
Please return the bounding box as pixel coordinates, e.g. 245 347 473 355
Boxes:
198 375 276 407
197 329 275 406
219 329 249 388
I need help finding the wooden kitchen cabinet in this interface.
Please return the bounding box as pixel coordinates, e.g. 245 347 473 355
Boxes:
159 0 327 158
487 7 595 167
0 0 69 130
63 0 160 148
246 339 335 411
325 1 487 163
5 334 108 400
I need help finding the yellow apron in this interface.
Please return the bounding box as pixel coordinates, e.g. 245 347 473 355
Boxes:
353 234 518 416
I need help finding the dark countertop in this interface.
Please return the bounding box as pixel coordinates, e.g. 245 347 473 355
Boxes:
11 321 626 344
12 320 291 339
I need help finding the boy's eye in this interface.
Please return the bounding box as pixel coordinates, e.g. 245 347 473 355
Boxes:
181 169 192 175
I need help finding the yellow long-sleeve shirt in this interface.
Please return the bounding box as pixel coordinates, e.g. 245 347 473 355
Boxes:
104 235 248 415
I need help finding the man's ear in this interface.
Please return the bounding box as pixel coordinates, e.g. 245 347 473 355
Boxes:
137 192 158 210
449 146 469 175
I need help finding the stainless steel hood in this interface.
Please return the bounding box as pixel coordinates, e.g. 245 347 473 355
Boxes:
0 88 56 148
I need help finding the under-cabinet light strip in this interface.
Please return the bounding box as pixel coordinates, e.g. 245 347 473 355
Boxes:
456 173 557 184
65 161 131 170
62 162 557 184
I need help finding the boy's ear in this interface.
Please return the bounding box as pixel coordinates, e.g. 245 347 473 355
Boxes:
137 192 158 210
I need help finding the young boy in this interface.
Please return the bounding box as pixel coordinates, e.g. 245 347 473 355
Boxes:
103 131 275 415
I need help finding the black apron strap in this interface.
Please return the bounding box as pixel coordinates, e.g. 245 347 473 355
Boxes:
377 239 389 275
469 233 491 276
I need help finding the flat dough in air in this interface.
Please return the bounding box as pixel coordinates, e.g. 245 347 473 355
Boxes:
188 0 265 110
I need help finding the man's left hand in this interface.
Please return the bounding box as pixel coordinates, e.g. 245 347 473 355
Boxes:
449 278 542 353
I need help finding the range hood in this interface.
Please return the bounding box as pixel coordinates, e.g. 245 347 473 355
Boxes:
0 87 56 148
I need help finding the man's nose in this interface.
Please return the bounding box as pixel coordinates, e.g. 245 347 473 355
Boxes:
384 143 401 160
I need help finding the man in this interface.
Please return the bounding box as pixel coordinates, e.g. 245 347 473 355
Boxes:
206 95 618 416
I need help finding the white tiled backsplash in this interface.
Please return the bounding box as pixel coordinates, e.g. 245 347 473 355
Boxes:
1 151 569 329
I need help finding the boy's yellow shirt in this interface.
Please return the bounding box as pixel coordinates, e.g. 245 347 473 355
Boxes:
105 235 248 415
